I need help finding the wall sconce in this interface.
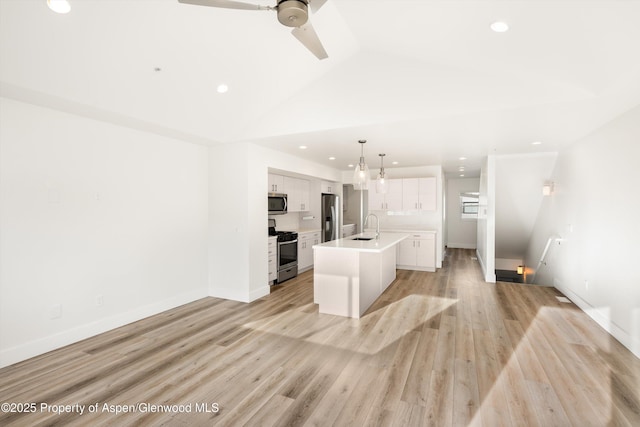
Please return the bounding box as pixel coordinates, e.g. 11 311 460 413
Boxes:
542 181 554 196
517 265 524 275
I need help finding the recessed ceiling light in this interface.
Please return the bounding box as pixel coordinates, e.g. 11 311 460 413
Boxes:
216 84 229 94
491 21 509 33
47 0 70 14
459 167 465 171
531 141 542 145
299 145 307 150
329 156 336 160
460 174 465 177
459 157 467 161
392 161 399 165
347 164 354 168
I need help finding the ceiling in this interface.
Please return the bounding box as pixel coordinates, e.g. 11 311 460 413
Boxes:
2 0 640 178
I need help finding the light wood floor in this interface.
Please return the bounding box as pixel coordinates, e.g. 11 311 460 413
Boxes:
1 249 639 426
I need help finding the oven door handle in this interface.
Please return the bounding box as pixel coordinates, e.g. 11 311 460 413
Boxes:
278 239 298 245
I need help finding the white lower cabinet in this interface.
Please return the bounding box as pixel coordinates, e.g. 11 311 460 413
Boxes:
396 232 436 272
298 231 320 272
268 236 277 284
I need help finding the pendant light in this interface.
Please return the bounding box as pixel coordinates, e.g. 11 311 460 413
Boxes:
376 153 388 193
352 139 370 190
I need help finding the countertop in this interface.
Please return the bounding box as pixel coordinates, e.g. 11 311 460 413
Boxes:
313 232 408 253
381 228 436 234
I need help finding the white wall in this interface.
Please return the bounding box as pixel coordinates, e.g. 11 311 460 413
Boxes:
476 156 496 283
209 143 341 302
446 177 480 249
524 105 640 357
495 153 557 259
208 143 255 301
0 98 209 367
343 184 366 232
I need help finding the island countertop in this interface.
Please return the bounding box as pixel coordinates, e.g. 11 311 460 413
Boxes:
312 232 409 253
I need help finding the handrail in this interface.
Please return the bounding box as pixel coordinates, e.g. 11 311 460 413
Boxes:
531 235 562 284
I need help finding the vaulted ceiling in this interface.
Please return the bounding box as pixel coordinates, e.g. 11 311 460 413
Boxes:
2 0 639 177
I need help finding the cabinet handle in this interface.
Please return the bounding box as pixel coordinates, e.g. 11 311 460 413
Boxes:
419 202 422 209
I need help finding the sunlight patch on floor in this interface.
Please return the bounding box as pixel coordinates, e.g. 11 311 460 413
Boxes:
469 305 612 426
242 294 457 355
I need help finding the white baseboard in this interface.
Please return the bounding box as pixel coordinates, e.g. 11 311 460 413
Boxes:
210 284 269 303
397 265 436 272
209 286 250 303
558 286 640 359
249 286 270 302
0 288 208 369
475 249 496 283
447 243 477 249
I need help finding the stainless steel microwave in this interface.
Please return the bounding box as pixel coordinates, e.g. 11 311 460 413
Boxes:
268 193 287 215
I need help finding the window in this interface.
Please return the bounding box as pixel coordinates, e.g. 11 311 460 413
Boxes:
460 192 479 219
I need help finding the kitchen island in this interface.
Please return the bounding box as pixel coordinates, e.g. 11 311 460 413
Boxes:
312 232 408 318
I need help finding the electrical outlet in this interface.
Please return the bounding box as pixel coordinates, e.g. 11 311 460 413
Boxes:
49 304 62 319
96 295 104 307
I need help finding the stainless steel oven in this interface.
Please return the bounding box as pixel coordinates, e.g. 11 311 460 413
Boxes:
276 233 298 283
268 219 298 284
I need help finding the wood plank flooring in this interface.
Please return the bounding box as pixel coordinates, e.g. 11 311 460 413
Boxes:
1 248 639 426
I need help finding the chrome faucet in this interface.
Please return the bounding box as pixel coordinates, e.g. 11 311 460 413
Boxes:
364 213 380 239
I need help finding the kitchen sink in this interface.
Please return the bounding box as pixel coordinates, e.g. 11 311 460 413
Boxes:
351 237 374 241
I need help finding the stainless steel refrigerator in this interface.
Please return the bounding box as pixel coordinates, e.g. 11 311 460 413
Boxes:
321 193 340 242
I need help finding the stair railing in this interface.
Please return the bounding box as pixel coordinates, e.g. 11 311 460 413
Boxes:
531 235 562 284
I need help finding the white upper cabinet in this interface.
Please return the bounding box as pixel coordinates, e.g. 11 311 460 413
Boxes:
321 181 337 194
368 179 403 211
282 176 310 212
402 177 436 211
298 179 310 211
268 174 284 193
418 177 436 211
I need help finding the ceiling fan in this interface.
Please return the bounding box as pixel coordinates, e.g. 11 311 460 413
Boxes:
177 0 329 59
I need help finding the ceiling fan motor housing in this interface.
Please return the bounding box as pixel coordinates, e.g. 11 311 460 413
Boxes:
277 0 308 27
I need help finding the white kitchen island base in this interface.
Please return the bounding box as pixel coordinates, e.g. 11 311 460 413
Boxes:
313 233 408 318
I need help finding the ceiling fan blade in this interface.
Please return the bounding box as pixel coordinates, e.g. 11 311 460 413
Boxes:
177 0 270 11
291 21 328 60
309 0 328 13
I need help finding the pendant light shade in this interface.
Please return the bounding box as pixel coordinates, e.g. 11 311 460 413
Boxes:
376 153 388 193
353 140 370 190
